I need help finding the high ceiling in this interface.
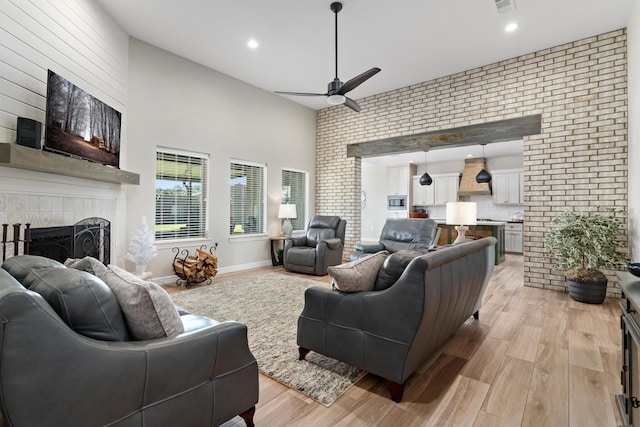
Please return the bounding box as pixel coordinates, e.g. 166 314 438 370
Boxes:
96 0 633 112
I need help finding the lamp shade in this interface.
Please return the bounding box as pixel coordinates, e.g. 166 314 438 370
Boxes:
278 204 297 219
446 202 477 226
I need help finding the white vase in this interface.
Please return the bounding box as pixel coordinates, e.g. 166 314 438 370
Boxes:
135 264 146 275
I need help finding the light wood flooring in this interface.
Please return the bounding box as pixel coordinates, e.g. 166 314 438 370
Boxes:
168 254 622 427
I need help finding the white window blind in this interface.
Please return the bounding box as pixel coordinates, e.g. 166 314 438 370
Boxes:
230 161 266 235
282 169 307 231
155 150 208 240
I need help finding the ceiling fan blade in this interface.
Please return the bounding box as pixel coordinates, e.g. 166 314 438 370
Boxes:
338 67 381 95
344 97 361 112
274 91 327 97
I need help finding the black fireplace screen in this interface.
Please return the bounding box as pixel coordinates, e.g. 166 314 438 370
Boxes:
28 217 111 264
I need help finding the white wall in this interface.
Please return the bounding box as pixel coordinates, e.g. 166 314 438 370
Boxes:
361 165 388 240
0 0 129 262
629 4 640 260
126 39 317 278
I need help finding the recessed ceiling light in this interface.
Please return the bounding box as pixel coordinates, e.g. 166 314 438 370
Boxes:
467 154 473 157
505 23 518 32
247 39 259 49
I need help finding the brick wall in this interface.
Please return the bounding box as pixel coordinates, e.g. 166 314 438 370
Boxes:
316 29 628 296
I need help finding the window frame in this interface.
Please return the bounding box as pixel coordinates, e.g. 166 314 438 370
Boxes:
229 159 267 238
281 167 309 232
154 147 209 242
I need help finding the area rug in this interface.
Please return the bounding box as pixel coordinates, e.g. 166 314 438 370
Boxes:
169 272 366 406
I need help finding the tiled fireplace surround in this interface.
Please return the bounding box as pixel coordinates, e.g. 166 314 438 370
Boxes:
315 29 628 296
0 167 125 264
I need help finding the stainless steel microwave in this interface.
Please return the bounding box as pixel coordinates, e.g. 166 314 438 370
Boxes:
387 195 407 210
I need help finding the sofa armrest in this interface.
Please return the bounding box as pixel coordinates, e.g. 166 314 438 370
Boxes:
354 243 385 253
319 237 342 251
127 321 257 404
287 236 308 247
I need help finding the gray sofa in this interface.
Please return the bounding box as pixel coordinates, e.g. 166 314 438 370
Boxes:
350 218 440 261
298 237 496 402
0 255 258 427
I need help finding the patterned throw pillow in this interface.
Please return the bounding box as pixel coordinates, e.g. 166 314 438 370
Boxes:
98 265 184 340
328 251 389 292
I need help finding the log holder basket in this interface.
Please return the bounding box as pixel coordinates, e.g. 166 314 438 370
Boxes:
172 243 218 288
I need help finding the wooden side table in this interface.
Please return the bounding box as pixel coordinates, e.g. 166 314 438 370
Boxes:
269 236 287 266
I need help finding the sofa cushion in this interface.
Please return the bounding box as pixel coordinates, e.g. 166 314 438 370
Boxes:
23 266 129 341
99 265 184 340
2 255 65 284
328 251 389 292
374 250 425 291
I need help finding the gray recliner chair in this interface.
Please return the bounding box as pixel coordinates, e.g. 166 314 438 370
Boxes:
283 215 346 275
350 218 440 260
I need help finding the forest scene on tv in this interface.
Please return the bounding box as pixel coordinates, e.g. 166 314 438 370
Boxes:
45 70 121 167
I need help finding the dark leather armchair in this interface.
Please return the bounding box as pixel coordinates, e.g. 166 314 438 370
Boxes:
350 218 440 260
283 216 346 275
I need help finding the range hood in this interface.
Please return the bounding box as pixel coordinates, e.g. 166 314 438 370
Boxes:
458 158 492 196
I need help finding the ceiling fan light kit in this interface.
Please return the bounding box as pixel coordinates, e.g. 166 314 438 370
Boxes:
327 94 346 105
274 2 381 112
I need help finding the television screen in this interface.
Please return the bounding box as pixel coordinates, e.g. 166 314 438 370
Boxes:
45 70 121 168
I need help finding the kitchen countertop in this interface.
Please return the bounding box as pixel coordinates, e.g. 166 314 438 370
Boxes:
433 219 507 226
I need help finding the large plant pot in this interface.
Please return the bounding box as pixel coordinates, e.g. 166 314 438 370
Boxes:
566 278 607 304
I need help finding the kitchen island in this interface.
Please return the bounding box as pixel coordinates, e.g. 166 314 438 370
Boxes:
434 220 506 265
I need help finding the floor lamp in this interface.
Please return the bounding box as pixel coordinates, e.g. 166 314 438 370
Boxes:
446 202 477 244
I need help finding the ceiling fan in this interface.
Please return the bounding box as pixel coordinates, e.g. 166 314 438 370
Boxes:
275 2 381 112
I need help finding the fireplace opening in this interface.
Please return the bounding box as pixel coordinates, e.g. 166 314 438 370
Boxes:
27 217 111 264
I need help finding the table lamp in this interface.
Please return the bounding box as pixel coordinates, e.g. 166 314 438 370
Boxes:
446 202 477 244
278 204 297 237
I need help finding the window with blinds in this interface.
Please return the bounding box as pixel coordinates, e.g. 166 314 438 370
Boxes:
282 169 307 231
155 150 208 240
230 161 266 235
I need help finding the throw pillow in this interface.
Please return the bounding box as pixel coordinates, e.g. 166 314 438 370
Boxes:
98 265 184 340
374 250 425 291
328 251 389 292
2 255 65 284
65 256 109 276
23 266 129 341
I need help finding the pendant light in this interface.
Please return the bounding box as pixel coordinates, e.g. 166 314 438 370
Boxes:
475 144 492 183
419 151 432 186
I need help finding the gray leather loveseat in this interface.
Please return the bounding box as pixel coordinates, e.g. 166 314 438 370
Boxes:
298 237 496 402
0 255 258 427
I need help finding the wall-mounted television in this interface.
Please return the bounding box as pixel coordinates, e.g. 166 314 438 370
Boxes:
45 70 121 168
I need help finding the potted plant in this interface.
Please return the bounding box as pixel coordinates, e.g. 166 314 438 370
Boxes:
544 209 628 304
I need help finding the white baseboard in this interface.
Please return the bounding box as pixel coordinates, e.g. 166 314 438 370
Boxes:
153 259 273 285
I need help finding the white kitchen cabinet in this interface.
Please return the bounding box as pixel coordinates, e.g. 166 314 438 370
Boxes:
493 170 522 205
387 165 416 195
412 175 435 206
505 222 523 253
433 174 459 206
